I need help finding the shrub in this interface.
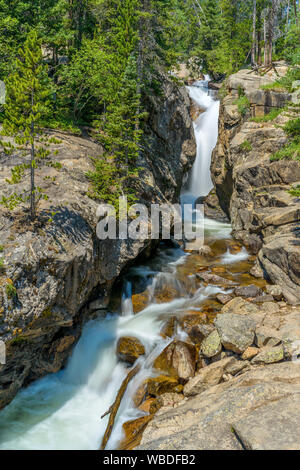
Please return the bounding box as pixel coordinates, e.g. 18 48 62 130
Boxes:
288 185 300 197
251 108 282 123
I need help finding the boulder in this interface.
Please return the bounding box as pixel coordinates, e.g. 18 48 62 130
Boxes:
255 326 282 348
234 284 263 298
116 337 145 365
183 357 237 397
198 245 213 256
251 345 284 365
153 340 196 380
215 313 256 354
200 330 222 358
216 293 233 305
146 375 182 397
265 285 283 301
188 323 215 344
196 272 235 287
221 297 260 317
252 294 274 303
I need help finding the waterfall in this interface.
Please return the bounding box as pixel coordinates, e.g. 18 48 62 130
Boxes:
184 81 220 198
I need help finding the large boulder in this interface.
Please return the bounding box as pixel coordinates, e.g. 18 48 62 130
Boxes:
116 337 145 365
214 313 256 354
154 340 196 381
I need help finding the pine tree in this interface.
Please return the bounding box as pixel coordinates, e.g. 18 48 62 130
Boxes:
1 30 51 220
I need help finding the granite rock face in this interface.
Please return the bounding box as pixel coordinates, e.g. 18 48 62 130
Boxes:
0 78 196 410
211 65 300 304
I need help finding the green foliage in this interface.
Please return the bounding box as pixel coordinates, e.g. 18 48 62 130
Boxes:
270 141 300 162
5 282 17 299
251 108 282 123
284 118 300 138
0 245 4 252
288 185 300 197
240 140 252 151
234 90 250 116
0 257 4 269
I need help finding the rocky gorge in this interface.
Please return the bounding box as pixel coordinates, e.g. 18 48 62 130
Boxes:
0 65 300 451
0 77 196 411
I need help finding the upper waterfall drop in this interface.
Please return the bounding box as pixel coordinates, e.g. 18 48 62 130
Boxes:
184 81 220 198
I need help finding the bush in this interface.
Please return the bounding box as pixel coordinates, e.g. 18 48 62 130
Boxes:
270 140 300 161
240 140 252 151
288 185 300 197
251 108 282 123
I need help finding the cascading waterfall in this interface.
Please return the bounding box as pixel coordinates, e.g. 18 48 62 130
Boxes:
184 81 220 198
0 79 238 451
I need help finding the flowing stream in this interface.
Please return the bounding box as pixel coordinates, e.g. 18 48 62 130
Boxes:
0 80 258 450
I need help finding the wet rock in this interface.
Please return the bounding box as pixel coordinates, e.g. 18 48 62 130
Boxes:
241 347 260 361
196 272 235 286
183 357 243 397
116 337 145 365
188 323 215 344
215 313 256 354
138 398 157 414
251 345 284 365
201 330 222 358
198 245 213 257
216 293 233 305
234 284 263 298
132 292 149 314
89 295 110 311
154 340 196 380
265 285 283 301
160 316 177 339
119 415 153 450
146 375 182 397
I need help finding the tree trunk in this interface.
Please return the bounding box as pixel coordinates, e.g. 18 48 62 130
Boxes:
293 0 298 26
30 91 35 221
286 0 290 32
100 364 141 450
251 0 257 66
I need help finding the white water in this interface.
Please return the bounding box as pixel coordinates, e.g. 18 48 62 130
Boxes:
185 82 220 198
0 81 231 451
0 237 230 450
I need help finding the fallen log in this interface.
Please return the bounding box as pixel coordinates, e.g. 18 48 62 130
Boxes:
100 363 141 450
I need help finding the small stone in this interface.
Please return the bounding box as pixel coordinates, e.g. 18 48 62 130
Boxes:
265 285 283 301
147 375 182 397
196 272 235 286
234 284 263 298
201 330 222 358
251 345 284 365
198 245 213 256
188 323 214 344
250 263 264 279
242 347 259 360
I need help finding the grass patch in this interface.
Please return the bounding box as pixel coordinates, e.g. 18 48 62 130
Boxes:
234 95 250 116
0 257 4 270
0 245 4 252
288 185 300 197
261 82 287 92
5 281 17 299
270 140 300 161
251 108 282 123
240 140 252 151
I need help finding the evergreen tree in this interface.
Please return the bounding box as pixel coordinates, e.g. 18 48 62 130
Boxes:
1 30 51 220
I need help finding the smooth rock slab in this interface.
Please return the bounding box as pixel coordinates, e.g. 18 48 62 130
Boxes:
215 313 256 354
233 395 300 450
